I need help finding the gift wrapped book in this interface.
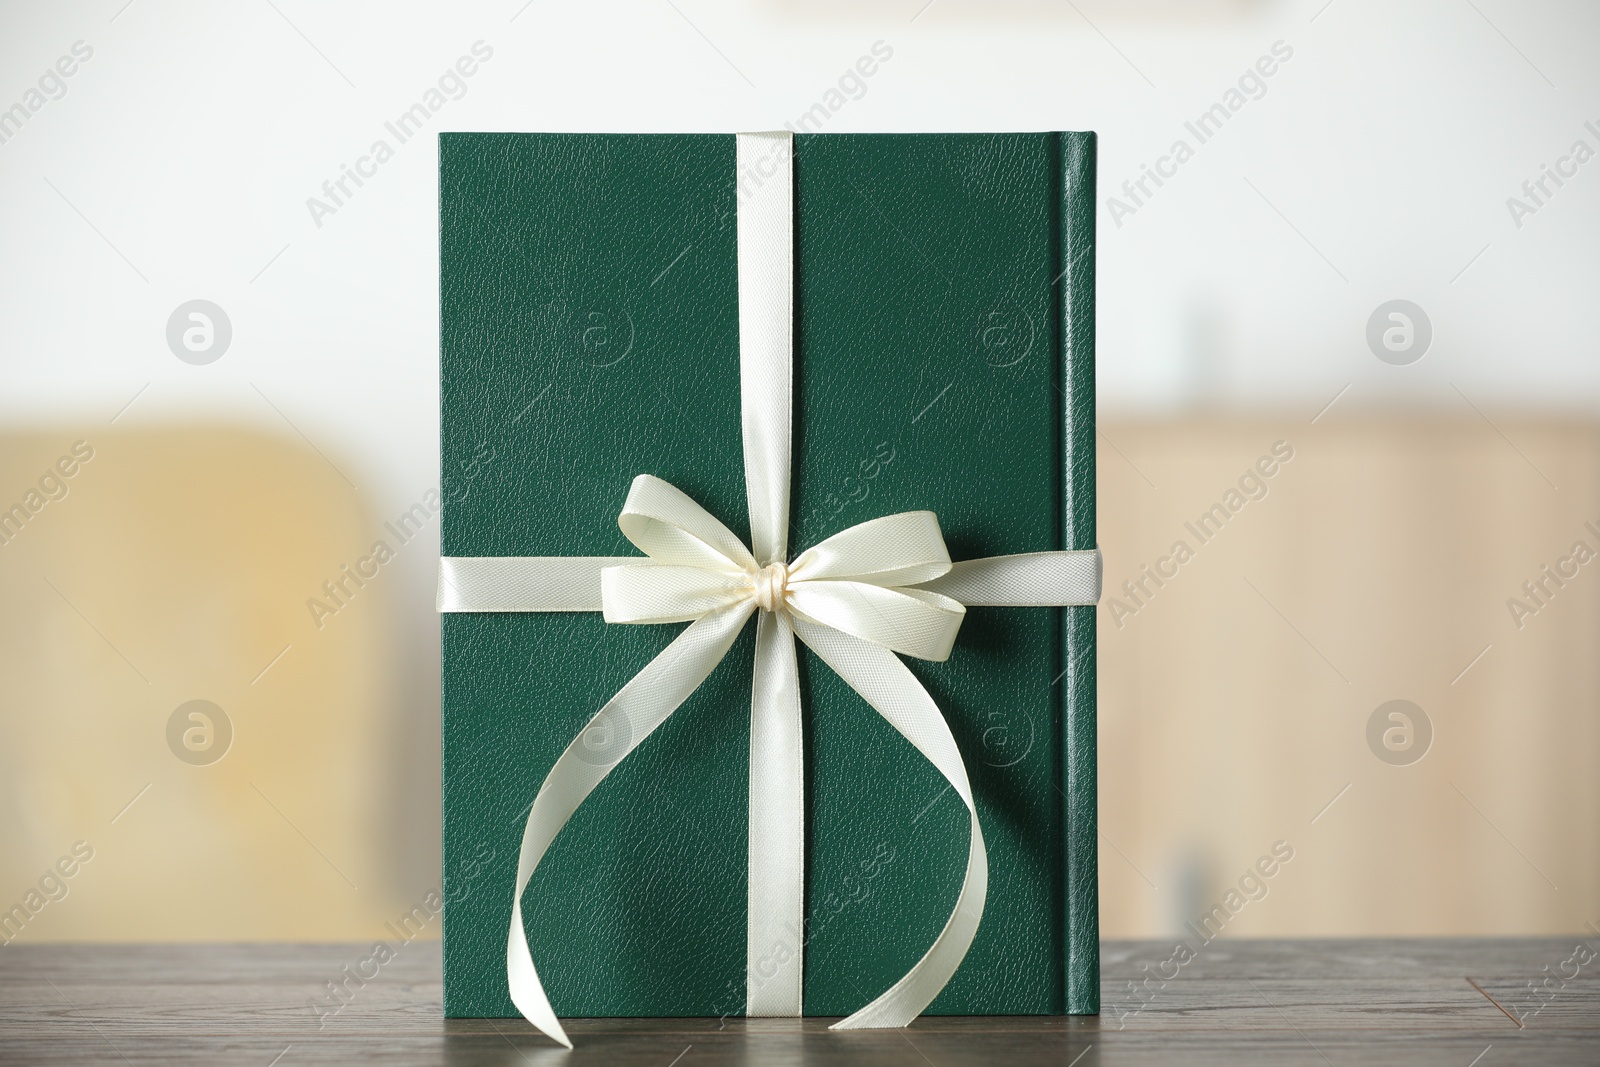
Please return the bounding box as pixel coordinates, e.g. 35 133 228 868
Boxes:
438 130 1100 1045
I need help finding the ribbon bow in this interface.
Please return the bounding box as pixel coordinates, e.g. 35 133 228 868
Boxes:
603 475 967 661
438 131 1100 1047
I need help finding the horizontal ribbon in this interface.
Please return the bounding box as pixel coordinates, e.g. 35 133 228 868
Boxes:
439 549 1101 616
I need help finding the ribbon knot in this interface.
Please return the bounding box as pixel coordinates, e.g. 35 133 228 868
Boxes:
752 562 788 613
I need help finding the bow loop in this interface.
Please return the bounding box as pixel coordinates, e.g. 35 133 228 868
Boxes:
618 474 758 573
601 564 751 624
788 511 952 588
788 582 965 662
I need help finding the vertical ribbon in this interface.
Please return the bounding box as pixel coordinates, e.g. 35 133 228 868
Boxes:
737 130 806 1017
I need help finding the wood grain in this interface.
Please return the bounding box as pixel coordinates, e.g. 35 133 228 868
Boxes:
1 939 1594 1064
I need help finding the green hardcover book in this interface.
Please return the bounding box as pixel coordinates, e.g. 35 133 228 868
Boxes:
440 132 1098 1018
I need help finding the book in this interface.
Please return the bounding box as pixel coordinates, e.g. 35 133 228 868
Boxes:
440 131 1097 1017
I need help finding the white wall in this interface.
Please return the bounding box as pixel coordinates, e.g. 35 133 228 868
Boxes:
3 0 1596 489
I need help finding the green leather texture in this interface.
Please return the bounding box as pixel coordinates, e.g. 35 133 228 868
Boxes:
439 132 1097 1019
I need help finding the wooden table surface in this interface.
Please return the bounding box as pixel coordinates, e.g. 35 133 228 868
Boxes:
2 939 1595 1064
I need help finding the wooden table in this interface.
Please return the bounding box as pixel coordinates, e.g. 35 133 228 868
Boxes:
2 939 1594 1064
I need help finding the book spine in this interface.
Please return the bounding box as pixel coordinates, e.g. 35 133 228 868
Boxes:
1059 129 1100 1016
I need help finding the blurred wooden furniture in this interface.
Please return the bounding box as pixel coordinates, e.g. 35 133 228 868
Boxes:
2 939 1594 1063
6 416 1596 949
1097 418 1600 939
0 428 418 942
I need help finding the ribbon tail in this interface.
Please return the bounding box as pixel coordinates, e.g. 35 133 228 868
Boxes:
746 609 804 1016
506 604 754 1047
791 619 989 1031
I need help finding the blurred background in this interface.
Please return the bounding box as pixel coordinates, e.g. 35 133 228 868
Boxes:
1 0 1595 948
